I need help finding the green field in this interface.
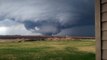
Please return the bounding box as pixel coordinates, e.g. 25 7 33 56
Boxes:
0 40 95 60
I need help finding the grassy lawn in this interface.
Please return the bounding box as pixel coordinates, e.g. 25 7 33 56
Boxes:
0 39 95 60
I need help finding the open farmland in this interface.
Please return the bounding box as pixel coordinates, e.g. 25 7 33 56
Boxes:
0 39 95 60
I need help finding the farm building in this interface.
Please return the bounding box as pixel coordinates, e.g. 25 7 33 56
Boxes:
96 0 107 60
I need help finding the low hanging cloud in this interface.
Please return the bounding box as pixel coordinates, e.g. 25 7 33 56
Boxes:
0 19 42 35
0 0 95 36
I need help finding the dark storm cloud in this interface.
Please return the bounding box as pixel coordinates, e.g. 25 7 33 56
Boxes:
23 19 61 35
56 25 95 36
0 0 95 36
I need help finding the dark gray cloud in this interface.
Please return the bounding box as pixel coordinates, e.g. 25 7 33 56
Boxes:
23 20 61 35
0 0 95 36
56 25 95 36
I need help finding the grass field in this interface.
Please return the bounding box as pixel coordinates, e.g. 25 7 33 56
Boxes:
0 39 95 60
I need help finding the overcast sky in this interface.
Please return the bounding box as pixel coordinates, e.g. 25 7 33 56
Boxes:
0 0 95 36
